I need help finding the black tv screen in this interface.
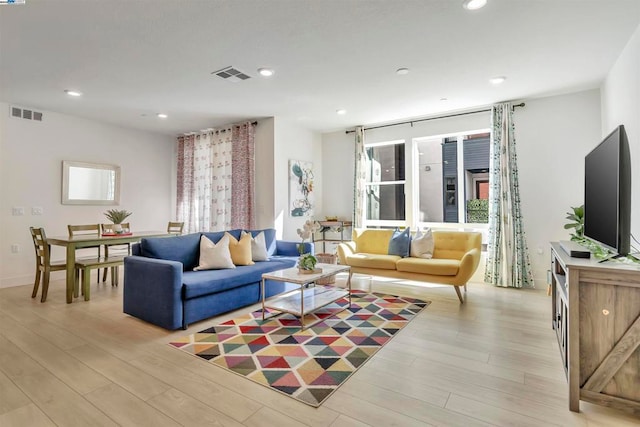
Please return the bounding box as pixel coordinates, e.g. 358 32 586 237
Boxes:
584 125 631 256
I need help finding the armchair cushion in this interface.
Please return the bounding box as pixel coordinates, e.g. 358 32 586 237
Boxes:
388 228 411 257
345 253 400 270
396 257 459 276
410 228 434 259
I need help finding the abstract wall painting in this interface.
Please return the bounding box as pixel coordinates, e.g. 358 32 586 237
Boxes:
289 159 314 217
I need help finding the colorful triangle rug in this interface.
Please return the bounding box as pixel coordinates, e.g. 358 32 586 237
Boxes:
169 290 430 407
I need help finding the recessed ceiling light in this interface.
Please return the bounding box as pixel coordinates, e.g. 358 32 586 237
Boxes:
336 109 346 115
396 68 409 75
257 68 274 77
489 76 506 85
157 113 168 119
64 89 82 97
462 0 487 10
440 97 448 102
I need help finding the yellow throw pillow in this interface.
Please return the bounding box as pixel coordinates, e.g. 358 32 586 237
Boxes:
226 232 254 266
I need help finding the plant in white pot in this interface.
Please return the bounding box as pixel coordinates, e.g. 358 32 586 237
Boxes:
104 209 132 233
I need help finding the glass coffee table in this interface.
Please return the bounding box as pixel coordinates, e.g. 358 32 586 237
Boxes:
261 263 352 329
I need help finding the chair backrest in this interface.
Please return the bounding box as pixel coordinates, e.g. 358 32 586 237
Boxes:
167 221 184 235
30 227 51 268
101 223 130 234
68 224 100 236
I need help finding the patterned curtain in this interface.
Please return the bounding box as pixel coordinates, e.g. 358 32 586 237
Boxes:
353 126 366 228
231 122 256 229
177 122 256 233
176 127 233 233
485 103 534 288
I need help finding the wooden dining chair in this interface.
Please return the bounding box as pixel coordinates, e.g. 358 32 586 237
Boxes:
167 221 184 235
67 224 103 282
100 222 131 282
30 227 71 302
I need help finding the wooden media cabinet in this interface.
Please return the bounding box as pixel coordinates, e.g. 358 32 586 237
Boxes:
550 242 640 415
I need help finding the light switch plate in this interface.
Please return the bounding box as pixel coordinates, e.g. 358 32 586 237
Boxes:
32 206 43 215
12 207 24 216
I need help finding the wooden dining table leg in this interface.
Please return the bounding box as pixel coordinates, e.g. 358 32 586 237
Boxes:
66 244 76 303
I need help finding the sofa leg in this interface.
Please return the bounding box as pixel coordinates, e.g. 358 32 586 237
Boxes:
454 286 464 304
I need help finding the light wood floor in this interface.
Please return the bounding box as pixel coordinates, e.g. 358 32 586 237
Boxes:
1 273 638 427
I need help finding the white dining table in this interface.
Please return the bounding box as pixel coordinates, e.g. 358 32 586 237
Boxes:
46 230 169 303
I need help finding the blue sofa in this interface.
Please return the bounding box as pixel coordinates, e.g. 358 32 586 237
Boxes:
123 228 312 330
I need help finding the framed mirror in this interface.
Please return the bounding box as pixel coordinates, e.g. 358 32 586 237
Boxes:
62 160 121 205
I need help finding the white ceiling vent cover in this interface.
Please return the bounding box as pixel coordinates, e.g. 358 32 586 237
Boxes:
10 105 43 121
212 66 251 83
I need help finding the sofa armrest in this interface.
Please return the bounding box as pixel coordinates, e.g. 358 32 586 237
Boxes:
123 256 184 330
337 241 356 265
457 247 481 284
276 240 314 256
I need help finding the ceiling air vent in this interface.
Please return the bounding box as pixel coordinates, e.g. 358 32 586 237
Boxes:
9 105 43 121
212 66 251 83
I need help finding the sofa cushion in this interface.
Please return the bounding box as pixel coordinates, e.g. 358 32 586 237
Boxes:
410 228 434 259
182 258 294 299
388 228 411 257
140 233 201 271
353 228 395 255
396 257 459 276
432 231 469 260
246 228 277 257
242 230 269 261
194 234 236 271
345 253 400 270
227 232 254 266
202 229 242 244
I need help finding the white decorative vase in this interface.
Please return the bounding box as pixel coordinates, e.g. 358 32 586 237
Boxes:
113 223 123 233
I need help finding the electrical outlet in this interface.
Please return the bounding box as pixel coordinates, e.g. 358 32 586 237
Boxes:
11 244 20 253
32 206 43 215
12 207 24 216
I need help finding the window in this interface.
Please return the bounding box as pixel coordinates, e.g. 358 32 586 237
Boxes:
361 130 490 232
364 140 405 227
415 131 490 226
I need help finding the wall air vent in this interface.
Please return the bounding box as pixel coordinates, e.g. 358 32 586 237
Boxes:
9 105 43 121
211 66 251 83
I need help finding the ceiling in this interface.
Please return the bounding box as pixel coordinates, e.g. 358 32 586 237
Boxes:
1 0 639 136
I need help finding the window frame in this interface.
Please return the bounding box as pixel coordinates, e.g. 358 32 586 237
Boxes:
363 139 406 227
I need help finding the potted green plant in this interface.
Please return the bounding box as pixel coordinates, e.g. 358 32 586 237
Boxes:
564 205 584 241
104 209 132 233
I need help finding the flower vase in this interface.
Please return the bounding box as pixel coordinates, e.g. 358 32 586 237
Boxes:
113 223 123 233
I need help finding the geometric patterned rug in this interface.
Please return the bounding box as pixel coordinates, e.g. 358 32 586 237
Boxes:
169 290 430 406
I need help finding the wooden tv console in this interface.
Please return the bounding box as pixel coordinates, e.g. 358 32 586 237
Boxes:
550 242 640 415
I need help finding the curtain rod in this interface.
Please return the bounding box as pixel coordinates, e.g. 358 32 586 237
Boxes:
345 103 525 134
179 121 258 136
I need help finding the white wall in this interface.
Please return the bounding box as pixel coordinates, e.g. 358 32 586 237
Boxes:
0 103 175 288
601 22 640 242
274 118 323 241
516 90 602 284
321 90 603 286
254 117 275 230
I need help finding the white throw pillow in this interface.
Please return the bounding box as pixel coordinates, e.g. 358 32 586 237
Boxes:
241 230 269 262
193 234 236 271
410 228 434 259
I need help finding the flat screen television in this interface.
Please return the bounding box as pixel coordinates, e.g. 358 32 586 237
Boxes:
584 124 631 256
